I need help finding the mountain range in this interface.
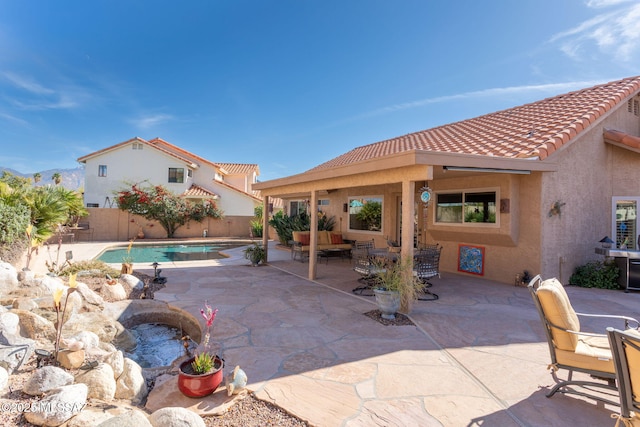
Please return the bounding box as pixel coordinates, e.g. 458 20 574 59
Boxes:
1 167 85 190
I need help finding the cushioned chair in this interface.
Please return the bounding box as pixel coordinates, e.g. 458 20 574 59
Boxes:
528 275 639 405
607 327 640 426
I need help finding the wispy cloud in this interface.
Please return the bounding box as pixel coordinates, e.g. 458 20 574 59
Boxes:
129 114 174 129
1 71 89 110
0 111 28 126
350 80 605 121
551 2 640 61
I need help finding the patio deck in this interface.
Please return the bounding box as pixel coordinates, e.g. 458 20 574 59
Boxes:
40 240 640 426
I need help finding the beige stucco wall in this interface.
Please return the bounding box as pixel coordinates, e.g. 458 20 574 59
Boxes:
81 208 253 241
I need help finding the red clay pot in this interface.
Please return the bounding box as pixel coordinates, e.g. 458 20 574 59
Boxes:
178 356 224 398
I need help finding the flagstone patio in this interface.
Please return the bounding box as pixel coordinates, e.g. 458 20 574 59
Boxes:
47 240 640 426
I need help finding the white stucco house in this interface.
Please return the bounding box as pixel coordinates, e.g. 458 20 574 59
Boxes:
77 137 262 217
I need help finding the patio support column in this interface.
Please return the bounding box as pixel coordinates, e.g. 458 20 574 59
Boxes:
401 179 415 312
262 195 269 262
309 191 318 280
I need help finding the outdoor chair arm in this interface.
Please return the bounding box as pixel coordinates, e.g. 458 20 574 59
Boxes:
574 312 640 330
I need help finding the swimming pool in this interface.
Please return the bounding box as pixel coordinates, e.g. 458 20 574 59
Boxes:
96 242 247 263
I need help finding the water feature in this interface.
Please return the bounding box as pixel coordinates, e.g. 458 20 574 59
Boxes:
96 241 246 263
125 323 197 368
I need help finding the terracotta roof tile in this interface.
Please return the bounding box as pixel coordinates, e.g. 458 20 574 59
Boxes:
310 76 640 171
183 184 219 199
216 163 259 175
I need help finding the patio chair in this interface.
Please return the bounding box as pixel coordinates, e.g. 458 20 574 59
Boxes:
352 242 384 296
413 245 441 301
607 327 640 426
528 275 639 405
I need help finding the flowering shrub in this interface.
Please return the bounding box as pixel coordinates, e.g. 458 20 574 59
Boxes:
116 184 223 238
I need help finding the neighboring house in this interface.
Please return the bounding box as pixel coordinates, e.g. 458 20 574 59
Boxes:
255 76 640 284
77 137 262 217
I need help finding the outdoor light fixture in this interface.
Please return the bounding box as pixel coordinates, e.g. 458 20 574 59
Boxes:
599 236 614 248
442 166 531 175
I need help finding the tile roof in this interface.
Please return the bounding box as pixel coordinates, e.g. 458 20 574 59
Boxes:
310 76 640 171
216 163 259 175
604 128 640 153
182 184 219 199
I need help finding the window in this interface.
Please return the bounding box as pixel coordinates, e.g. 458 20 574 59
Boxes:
317 199 329 207
436 190 497 224
349 196 383 232
86 203 99 208
98 165 107 177
168 168 184 183
289 200 307 217
187 169 193 178
132 142 143 150
613 197 639 250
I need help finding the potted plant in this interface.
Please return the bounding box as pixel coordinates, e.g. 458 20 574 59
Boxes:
371 256 422 319
243 242 266 266
121 239 134 274
178 301 224 397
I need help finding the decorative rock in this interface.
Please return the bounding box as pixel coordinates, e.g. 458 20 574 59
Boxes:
71 331 100 351
75 282 105 311
61 338 85 351
75 362 116 400
12 309 57 341
0 312 20 336
96 409 152 427
115 358 148 404
101 282 127 301
149 407 206 427
0 366 8 392
63 312 119 343
103 350 125 378
0 321 35 374
23 366 74 396
57 349 86 369
0 262 18 290
12 297 39 311
24 383 88 427
119 274 144 291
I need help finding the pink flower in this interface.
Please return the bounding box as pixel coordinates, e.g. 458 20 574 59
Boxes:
200 302 218 328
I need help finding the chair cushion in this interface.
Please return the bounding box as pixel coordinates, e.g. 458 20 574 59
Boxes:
293 231 310 245
537 278 580 351
622 329 640 409
317 231 331 245
331 233 344 244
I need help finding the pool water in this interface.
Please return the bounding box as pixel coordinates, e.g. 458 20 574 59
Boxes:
97 242 245 263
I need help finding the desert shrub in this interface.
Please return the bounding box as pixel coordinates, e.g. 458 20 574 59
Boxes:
60 260 121 278
569 260 620 290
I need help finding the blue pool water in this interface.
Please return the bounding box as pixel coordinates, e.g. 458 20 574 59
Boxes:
97 242 245 263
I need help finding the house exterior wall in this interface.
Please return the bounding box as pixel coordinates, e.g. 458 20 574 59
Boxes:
539 101 640 282
83 145 193 207
213 184 260 216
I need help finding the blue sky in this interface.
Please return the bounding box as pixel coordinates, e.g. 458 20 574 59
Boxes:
1 0 639 181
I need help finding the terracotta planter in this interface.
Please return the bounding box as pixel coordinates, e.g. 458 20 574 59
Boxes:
178 356 224 397
121 263 133 274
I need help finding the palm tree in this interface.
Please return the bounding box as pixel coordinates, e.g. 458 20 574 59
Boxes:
51 172 62 185
33 172 41 184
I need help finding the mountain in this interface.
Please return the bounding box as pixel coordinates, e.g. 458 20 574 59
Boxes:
0 167 85 190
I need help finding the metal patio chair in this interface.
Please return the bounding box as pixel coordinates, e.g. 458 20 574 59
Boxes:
607 327 640 426
529 275 639 405
413 244 441 301
352 241 383 296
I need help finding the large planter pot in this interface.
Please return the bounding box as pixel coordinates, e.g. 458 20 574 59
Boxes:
178 356 224 397
373 288 401 320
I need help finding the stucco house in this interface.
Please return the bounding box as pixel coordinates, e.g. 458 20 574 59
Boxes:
77 137 262 217
254 76 640 285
